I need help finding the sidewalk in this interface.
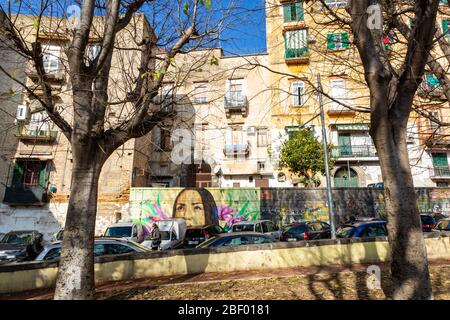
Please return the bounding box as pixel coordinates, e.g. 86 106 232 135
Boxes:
1 259 449 300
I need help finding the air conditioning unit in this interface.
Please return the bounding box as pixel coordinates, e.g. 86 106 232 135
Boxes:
308 35 316 44
247 127 256 135
15 104 30 122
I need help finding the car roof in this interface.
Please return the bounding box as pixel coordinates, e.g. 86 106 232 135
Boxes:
341 221 386 228
232 220 271 225
5 230 38 234
187 224 220 230
107 223 134 227
214 232 270 237
45 237 135 247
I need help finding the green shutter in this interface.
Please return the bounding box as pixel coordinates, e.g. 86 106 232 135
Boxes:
38 163 48 188
327 33 335 50
283 4 292 23
295 1 304 21
11 161 24 188
443 19 449 35
433 153 449 167
341 32 349 48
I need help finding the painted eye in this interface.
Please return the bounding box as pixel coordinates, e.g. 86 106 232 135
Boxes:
176 204 185 212
194 205 203 212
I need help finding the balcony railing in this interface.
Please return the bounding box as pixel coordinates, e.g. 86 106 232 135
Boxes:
15 128 58 142
224 143 250 156
3 185 49 205
25 62 65 82
224 94 248 117
285 47 310 64
332 145 378 159
429 166 450 179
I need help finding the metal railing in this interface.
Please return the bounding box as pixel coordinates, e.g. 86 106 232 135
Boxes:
15 128 58 141
223 143 250 156
429 166 450 178
332 145 378 158
224 94 247 109
3 186 48 205
285 47 309 60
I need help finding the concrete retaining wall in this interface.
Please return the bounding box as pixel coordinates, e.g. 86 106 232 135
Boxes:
1 233 449 295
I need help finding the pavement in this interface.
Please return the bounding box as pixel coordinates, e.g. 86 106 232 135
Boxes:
1 259 449 300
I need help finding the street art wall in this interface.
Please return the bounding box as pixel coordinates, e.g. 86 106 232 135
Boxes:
129 187 450 230
129 188 260 231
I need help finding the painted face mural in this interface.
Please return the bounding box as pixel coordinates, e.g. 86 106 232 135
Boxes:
172 188 218 227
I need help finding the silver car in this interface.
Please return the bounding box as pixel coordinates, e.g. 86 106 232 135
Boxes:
230 220 282 241
35 237 150 261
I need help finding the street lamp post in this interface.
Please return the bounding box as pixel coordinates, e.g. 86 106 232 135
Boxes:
317 74 336 239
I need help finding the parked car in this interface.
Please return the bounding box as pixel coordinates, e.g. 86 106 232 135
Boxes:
142 218 187 250
183 225 225 248
0 233 4 242
197 232 275 248
367 182 384 189
230 220 281 241
280 221 331 242
0 230 44 262
420 214 437 232
35 237 150 261
336 221 388 238
434 219 450 232
104 221 145 243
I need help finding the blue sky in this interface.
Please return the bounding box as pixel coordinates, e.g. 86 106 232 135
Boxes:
3 0 267 55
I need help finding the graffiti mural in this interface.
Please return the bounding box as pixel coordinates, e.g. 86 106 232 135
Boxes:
129 188 260 231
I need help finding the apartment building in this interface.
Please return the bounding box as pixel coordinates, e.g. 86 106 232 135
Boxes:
0 14 153 239
265 0 450 188
147 49 276 188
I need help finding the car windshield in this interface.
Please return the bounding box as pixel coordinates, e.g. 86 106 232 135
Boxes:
420 216 435 225
336 226 355 238
185 229 203 239
232 224 254 232
1 232 33 244
105 226 132 238
283 225 307 234
160 231 176 241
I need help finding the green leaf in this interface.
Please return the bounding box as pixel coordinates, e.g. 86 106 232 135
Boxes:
237 200 249 217
140 72 149 79
8 88 14 97
183 2 190 17
205 0 211 9
33 18 39 30
169 57 175 66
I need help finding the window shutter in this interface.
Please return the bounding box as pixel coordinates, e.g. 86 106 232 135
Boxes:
39 163 48 188
283 5 292 23
11 162 24 188
295 1 304 21
341 32 349 48
443 19 449 35
327 33 335 50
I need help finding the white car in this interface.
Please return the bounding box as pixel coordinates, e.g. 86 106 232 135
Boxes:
229 220 282 241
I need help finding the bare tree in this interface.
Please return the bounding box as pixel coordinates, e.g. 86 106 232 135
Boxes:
0 0 232 299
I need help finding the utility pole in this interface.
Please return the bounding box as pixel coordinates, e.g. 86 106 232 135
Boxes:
317 74 336 239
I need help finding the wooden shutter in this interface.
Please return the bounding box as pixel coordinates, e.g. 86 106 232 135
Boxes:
341 32 349 48
38 162 48 188
443 19 449 35
11 161 24 188
295 1 304 21
433 153 449 167
283 4 292 23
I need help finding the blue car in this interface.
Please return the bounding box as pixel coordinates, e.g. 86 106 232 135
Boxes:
336 221 388 238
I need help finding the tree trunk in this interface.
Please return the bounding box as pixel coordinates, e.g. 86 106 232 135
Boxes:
53 141 104 300
372 116 433 300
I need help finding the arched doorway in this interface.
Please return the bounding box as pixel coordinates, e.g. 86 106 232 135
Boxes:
334 167 359 188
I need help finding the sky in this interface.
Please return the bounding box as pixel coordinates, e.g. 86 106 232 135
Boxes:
3 0 268 55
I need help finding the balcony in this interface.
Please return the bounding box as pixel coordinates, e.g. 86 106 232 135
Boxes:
285 47 310 65
224 143 250 157
25 62 65 83
429 166 450 179
327 103 355 116
332 145 378 159
3 186 49 206
15 128 58 142
224 94 248 117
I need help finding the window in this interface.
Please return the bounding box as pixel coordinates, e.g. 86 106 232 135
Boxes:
94 244 107 256
227 79 244 101
429 110 441 133
257 128 269 147
28 111 52 136
85 44 100 66
283 1 304 22
330 79 346 109
193 82 208 103
437 182 449 188
359 224 387 237
327 33 350 50
284 29 308 59
252 236 271 244
262 221 274 233
106 244 134 255
291 81 305 106
443 19 450 38
257 161 266 171
324 0 347 8
44 247 61 261
42 44 60 74
255 223 263 233
11 160 49 189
